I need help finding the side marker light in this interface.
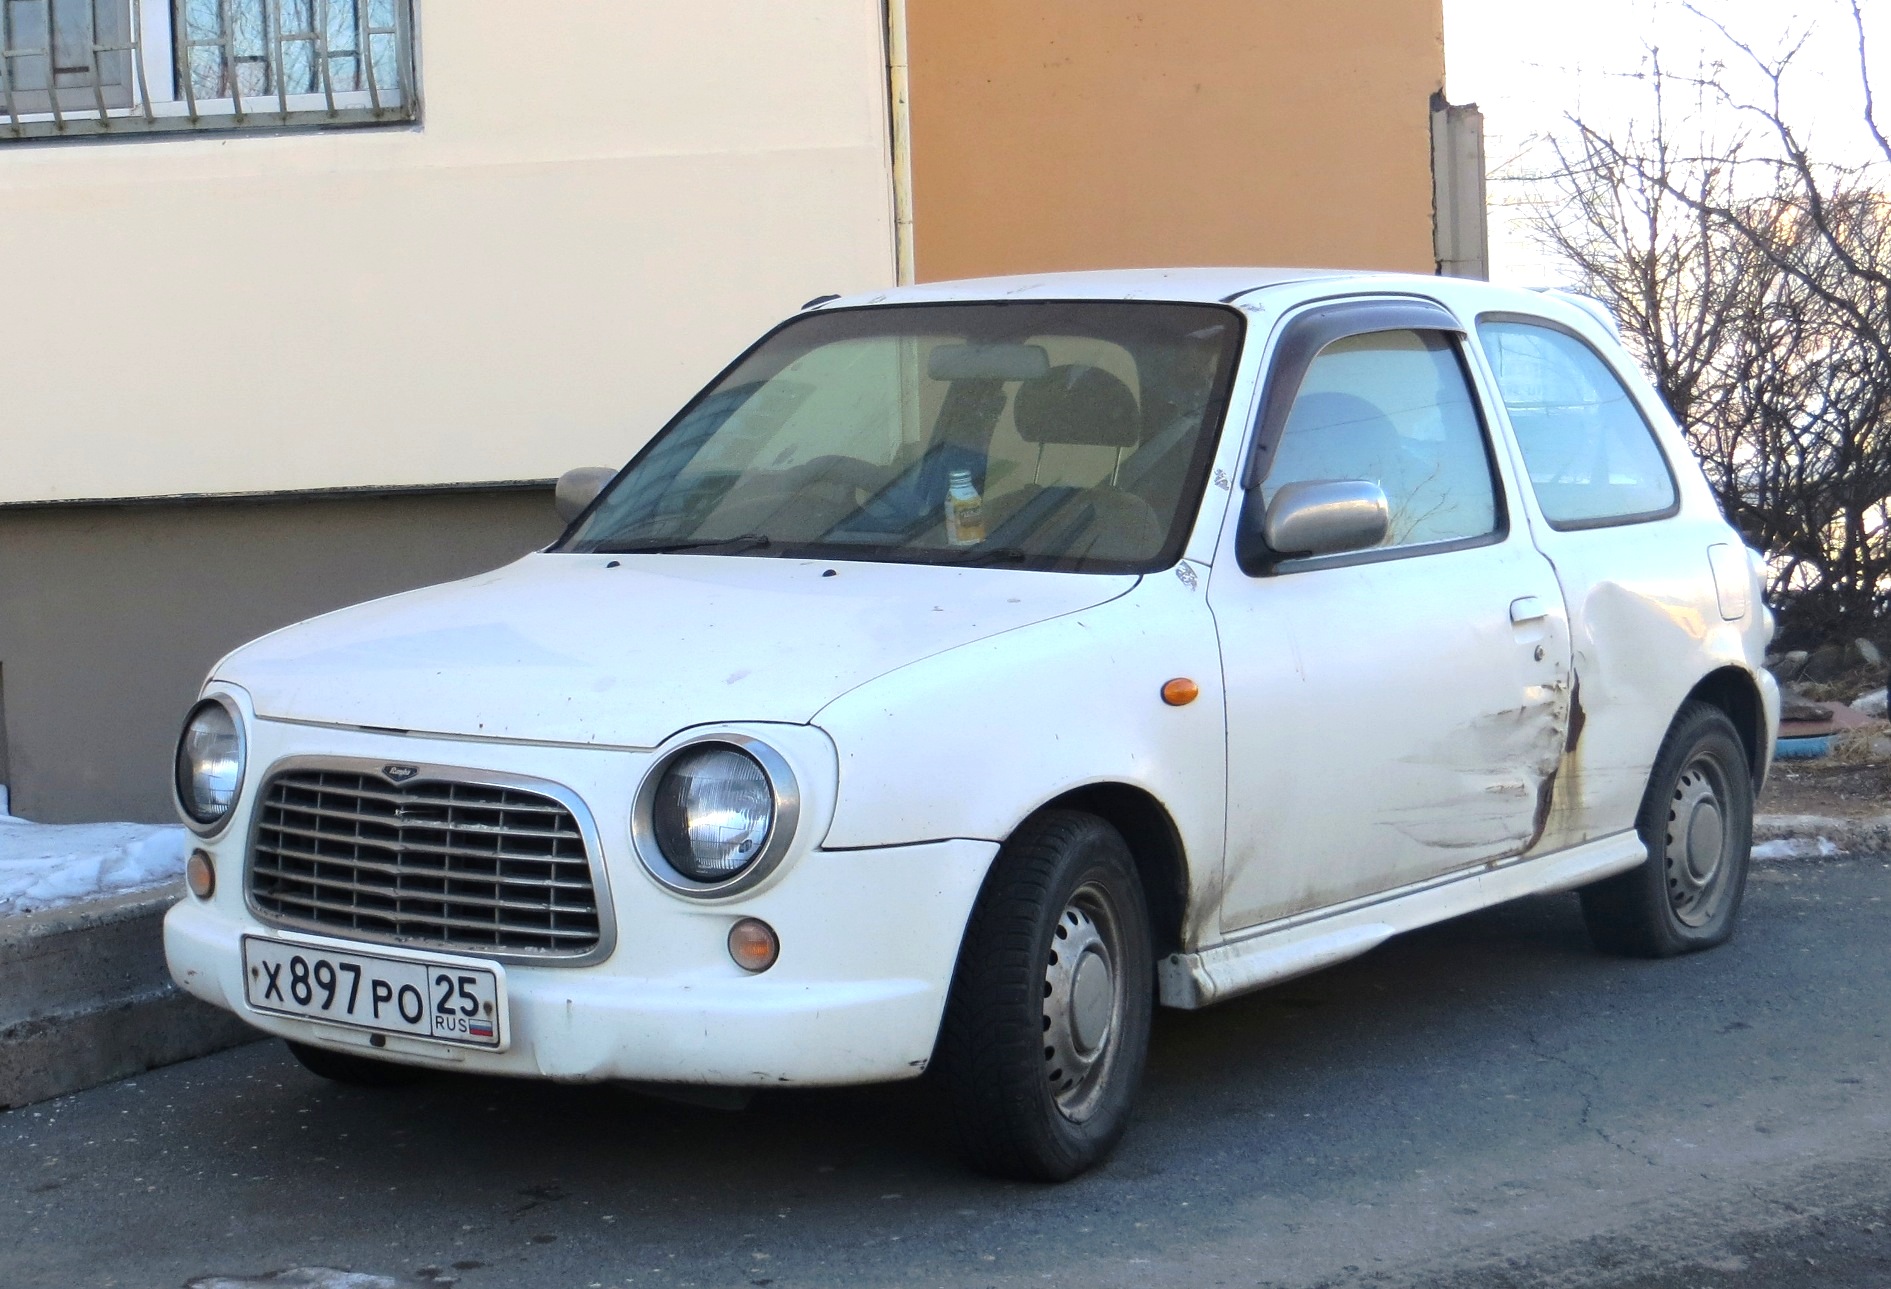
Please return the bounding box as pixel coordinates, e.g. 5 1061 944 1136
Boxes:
728 918 780 973
1161 677 1200 707
186 848 216 899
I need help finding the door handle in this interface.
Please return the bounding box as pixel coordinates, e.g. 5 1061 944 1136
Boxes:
1510 596 1548 625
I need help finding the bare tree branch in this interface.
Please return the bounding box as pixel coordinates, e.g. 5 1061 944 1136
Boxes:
1849 0 1891 167
1525 13 1891 641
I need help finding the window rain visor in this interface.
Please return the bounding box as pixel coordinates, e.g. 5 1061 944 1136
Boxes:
561 302 1244 573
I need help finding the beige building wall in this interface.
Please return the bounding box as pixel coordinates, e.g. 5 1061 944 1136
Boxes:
0 0 897 505
902 0 1444 281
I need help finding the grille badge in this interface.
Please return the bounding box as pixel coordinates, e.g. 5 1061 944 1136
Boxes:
383 764 420 783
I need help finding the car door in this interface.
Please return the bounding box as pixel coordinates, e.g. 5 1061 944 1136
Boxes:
1467 311 1745 847
1208 298 1576 934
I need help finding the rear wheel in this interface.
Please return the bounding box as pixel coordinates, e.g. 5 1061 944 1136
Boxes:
286 1039 424 1088
1580 702 1754 957
934 810 1154 1181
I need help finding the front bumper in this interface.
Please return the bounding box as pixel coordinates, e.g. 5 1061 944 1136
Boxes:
163 703 998 1087
167 838 995 1086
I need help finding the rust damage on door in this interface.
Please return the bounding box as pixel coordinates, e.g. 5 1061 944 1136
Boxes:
1525 675 1587 855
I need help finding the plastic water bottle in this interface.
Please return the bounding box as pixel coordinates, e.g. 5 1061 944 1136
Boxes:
944 468 986 547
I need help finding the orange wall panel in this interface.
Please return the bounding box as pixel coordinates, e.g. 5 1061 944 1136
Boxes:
904 0 1444 280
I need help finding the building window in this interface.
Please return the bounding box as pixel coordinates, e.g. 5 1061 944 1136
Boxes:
0 0 414 141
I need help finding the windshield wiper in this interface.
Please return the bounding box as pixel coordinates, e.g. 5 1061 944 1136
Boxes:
593 533 774 555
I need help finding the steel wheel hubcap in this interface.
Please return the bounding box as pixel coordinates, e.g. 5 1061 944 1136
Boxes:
1042 882 1124 1123
1665 758 1730 927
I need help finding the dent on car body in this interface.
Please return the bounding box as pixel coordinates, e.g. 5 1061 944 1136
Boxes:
1386 664 1577 855
1561 574 1726 830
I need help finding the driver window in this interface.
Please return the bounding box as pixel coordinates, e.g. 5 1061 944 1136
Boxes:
1262 329 1499 550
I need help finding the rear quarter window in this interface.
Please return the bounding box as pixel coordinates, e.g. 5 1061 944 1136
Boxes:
1475 318 1678 528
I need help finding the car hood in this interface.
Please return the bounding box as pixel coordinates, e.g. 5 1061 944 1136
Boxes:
219 553 1138 747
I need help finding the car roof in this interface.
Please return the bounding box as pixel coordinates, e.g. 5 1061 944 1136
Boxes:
819 267 1357 308
813 269 1616 341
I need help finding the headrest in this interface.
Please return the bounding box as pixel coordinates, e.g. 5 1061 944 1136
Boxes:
1013 364 1140 448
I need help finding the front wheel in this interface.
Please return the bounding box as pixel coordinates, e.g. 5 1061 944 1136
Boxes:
1580 702 1754 957
933 810 1154 1181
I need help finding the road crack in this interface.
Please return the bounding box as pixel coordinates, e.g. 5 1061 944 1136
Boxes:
1522 1025 1660 1167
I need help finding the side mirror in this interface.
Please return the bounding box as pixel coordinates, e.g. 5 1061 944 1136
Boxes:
1261 479 1390 561
554 466 617 523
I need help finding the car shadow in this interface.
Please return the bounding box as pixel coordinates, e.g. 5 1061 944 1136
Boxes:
252 888 1623 1207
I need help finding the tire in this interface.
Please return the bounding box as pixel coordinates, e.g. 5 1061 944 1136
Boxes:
285 1039 424 1088
1580 701 1754 957
934 809 1154 1181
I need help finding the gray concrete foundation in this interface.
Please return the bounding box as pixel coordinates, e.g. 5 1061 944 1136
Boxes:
0 485 562 824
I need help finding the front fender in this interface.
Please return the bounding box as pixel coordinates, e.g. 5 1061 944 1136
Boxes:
811 565 1227 884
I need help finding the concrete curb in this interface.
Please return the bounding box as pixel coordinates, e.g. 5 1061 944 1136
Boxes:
0 881 257 1110
1754 813 1891 859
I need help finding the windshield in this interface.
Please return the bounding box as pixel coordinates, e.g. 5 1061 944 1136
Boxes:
560 301 1244 573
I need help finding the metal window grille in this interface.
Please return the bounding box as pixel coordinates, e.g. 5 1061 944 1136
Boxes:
0 0 414 140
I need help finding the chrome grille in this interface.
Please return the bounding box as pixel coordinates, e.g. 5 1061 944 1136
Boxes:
248 768 603 958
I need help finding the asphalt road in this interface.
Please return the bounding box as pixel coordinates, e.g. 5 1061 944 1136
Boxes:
5 852 1889 1289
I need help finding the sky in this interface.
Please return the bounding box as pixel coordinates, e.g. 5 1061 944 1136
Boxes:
1441 0 1890 283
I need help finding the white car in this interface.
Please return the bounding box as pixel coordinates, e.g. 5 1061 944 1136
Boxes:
165 269 1779 1180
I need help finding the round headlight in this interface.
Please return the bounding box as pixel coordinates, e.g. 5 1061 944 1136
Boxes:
175 698 246 829
651 745 775 882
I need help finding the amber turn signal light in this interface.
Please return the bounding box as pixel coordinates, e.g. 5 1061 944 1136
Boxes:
728 917 780 973
1161 677 1200 706
185 848 216 899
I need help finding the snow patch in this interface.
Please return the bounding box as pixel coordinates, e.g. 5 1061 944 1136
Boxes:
0 810 188 917
186 1270 449 1289
1752 836 1843 861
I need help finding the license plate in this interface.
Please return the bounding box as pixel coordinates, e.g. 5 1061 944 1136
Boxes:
241 935 506 1050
